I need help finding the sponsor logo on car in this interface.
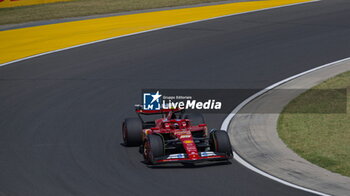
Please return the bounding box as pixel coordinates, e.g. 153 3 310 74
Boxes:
167 154 185 159
177 154 185 158
200 152 216 157
176 130 191 134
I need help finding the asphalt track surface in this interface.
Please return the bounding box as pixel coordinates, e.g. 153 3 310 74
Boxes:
0 0 349 195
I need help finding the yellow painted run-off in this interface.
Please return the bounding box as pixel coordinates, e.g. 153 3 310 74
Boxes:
0 0 71 8
0 0 314 65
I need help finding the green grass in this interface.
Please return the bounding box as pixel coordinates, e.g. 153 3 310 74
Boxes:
278 71 350 177
0 0 228 25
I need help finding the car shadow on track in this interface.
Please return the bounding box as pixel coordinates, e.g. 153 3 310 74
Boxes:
144 161 232 169
120 143 233 169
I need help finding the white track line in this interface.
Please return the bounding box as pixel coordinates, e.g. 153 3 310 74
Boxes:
221 57 350 196
0 0 320 68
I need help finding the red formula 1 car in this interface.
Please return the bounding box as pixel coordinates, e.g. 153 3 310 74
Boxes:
122 105 233 165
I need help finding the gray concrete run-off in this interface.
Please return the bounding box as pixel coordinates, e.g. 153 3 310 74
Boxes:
228 59 350 196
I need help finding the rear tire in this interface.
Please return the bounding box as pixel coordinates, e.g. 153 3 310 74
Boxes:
122 118 143 146
183 112 205 126
143 134 164 164
210 130 233 157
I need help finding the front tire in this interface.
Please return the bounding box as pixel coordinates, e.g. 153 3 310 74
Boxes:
122 118 143 146
210 130 233 157
143 134 164 164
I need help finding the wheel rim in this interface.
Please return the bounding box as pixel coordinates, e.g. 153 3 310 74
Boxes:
122 123 127 143
144 141 152 162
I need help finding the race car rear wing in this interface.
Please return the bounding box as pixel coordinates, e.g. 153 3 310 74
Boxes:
134 104 186 128
134 104 184 115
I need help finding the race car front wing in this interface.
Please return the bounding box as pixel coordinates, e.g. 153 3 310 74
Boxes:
154 151 232 164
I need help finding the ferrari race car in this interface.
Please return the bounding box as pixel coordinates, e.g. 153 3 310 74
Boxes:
122 105 233 165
